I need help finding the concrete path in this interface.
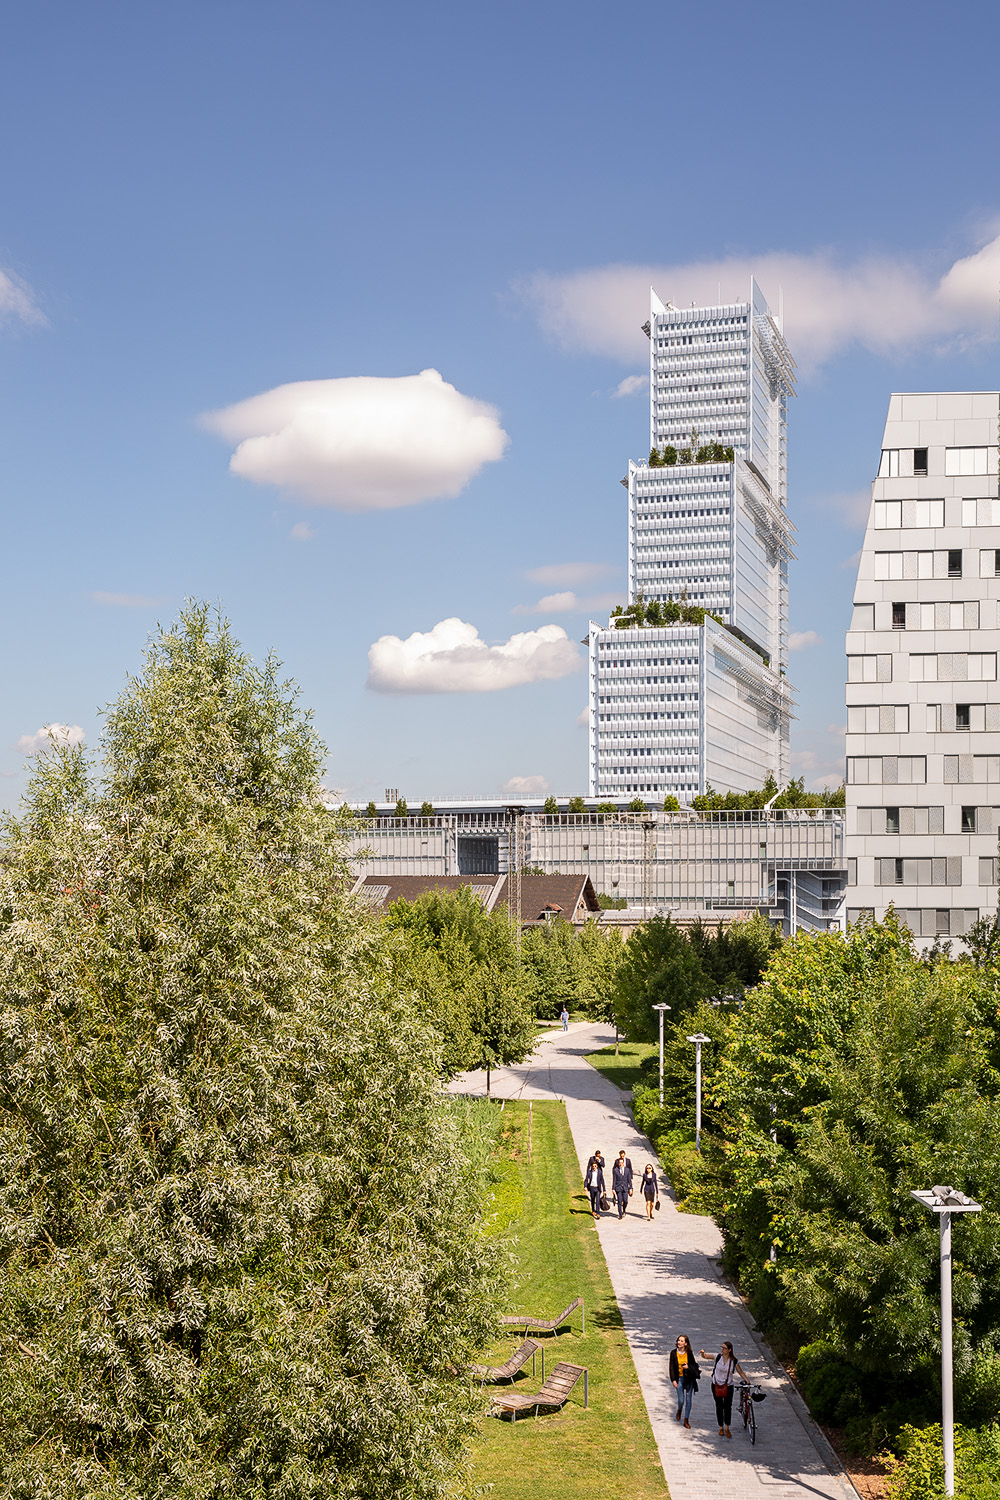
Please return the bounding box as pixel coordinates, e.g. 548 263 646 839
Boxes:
452 1023 857 1500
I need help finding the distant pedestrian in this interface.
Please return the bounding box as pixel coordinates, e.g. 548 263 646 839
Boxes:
640 1162 658 1219
584 1154 605 1219
698 1341 747 1437
669 1334 700 1427
560 1005 569 1031
611 1149 634 1217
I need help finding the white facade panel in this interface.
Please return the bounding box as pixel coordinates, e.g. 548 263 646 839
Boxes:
845 391 1000 946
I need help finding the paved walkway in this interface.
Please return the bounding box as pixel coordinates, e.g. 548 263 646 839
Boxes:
452 1023 857 1500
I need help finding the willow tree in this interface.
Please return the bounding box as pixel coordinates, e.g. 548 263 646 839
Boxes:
0 605 501 1500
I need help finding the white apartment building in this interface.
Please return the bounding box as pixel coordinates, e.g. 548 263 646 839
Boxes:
845 391 1000 944
589 280 794 801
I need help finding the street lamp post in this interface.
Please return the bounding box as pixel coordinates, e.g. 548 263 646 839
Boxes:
652 1004 671 1107
686 1033 711 1152
911 1186 983 1497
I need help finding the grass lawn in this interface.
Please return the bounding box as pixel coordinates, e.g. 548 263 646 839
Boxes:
585 1041 658 1094
469 1099 668 1500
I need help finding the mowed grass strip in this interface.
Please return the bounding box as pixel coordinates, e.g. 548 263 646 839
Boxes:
585 1042 658 1094
469 1099 668 1500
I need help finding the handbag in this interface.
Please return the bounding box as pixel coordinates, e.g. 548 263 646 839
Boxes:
600 1193 610 1210
712 1381 728 1399
655 1199 661 1211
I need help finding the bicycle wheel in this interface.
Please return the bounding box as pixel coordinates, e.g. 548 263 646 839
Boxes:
747 1399 756 1445
740 1392 749 1429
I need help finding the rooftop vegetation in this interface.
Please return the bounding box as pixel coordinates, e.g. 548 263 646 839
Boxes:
610 594 720 629
692 774 845 811
648 441 735 467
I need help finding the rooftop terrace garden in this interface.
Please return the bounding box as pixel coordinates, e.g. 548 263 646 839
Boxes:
610 594 719 629
648 440 734 467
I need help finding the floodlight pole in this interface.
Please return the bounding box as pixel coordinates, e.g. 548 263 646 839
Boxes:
687 1033 711 1152
911 1187 983 1497
652 1004 671 1107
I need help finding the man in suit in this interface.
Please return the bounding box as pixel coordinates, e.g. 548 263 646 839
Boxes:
611 1149 634 1218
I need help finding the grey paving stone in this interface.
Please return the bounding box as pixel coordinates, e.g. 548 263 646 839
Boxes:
452 1023 859 1500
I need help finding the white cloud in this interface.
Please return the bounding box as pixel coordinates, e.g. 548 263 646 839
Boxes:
576 707 590 730
518 229 1000 371
788 630 822 651
290 522 317 541
92 591 166 607
513 589 620 616
826 723 847 737
790 747 844 791
501 774 550 796
612 374 648 398
525 561 617 588
16 724 85 756
0 267 46 329
201 369 508 511
367 617 583 694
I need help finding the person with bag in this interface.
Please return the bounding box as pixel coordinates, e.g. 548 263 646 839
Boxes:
669 1334 700 1427
640 1162 658 1219
611 1149 633 1218
584 1153 606 1219
698 1341 747 1437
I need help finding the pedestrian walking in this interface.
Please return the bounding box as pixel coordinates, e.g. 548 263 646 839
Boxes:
584 1153 606 1219
669 1335 700 1427
640 1162 658 1219
698 1341 747 1437
560 1004 569 1031
611 1149 633 1217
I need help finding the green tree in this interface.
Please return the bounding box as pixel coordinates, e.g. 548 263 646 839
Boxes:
715 916 1000 1375
0 604 502 1499
542 795 559 815
662 795 681 811
387 886 535 1091
628 797 647 813
612 915 708 1040
365 798 378 817
595 801 618 820
418 799 435 817
567 795 586 814
394 795 408 819
521 919 581 1019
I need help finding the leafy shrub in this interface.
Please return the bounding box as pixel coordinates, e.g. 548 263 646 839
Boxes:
882 1422 1000 1500
795 1341 864 1424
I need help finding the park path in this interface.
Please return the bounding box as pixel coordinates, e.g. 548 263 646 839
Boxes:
451 1022 858 1500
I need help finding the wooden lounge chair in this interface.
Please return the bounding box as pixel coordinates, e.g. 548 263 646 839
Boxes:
490 1361 589 1421
500 1296 585 1336
468 1337 541 1385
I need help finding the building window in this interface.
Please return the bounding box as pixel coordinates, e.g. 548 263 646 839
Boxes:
886 807 900 833
892 602 906 629
956 704 971 729
914 447 929 476
851 603 875 631
948 549 962 578
962 806 977 833
946 447 991 476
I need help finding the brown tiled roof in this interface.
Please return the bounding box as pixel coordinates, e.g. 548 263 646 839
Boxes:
496 874 601 924
352 872 600 923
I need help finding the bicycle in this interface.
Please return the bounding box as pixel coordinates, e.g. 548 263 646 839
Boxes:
736 1381 766 1444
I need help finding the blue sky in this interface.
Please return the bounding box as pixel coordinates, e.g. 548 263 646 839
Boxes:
2 0 1000 807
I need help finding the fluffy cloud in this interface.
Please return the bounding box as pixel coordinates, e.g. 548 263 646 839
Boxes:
576 707 590 730
513 589 620 615
201 369 508 511
518 230 1000 371
16 724 85 756
0 267 46 329
525 561 617 589
367 617 583 694
788 630 821 651
501 774 550 796
790 747 845 792
289 522 317 541
92 591 166 607
613 374 648 398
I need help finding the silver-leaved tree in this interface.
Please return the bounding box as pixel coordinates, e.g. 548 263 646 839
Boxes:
0 604 502 1499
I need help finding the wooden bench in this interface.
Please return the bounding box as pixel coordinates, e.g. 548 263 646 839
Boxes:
499 1296 585 1336
468 1337 541 1385
490 1361 589 1421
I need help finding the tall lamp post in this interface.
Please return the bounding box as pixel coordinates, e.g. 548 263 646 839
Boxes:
652 1003 671 1107
686 1033 711 1152
911 1185 983 1497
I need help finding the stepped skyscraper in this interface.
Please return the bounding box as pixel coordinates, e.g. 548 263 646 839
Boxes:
588 280 794 802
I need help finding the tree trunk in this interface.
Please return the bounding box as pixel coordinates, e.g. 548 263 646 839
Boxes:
486 1062 491 1098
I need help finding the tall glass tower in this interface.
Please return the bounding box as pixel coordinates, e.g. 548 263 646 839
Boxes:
588 279 794 802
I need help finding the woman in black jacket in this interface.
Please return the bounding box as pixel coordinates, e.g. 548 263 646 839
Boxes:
668 1334 700 1427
